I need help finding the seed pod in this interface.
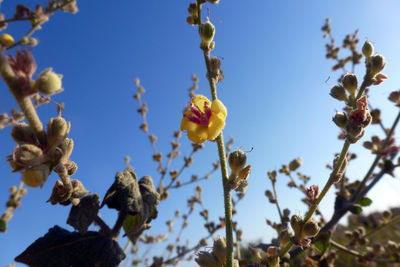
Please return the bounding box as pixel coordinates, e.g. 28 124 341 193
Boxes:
13 144 44 166
47 116 70 148
362 41 374 58
369 54 386 76
289 157 302 171
34 68 63 95
228 149 247 174
212 236 227 264
333 112 348 129
195 251 221 267
330 85 348 102
342 73 358 96
290 214 303 237
302 219 320 238
0 33 14 47
11 123 37 144
60 138 74 163
22 164 51 188
199 21 215 46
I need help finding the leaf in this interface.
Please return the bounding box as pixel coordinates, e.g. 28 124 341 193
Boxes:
313 231 331 255
357 197 372 207
138 175 160 223
101 171 143 215
15 225 125 267
122 214 142 244
349 204 363 214
67 194 100 234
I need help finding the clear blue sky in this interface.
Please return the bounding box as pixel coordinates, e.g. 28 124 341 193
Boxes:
1 0 400 266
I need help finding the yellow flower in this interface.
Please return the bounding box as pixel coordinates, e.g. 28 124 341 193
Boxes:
0 33 14 47
181 95 227 143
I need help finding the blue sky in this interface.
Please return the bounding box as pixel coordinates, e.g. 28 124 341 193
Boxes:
1 0 400 266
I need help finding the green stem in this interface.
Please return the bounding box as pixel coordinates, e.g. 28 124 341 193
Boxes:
202 41 234 267
271 181 283 223
330 240 363 257
279 139 350 259
363 215 400 239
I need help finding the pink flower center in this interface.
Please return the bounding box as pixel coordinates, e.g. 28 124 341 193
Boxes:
186 101 212 126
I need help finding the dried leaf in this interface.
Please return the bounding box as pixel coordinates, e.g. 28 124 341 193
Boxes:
67 194 100 234
15 225 125 267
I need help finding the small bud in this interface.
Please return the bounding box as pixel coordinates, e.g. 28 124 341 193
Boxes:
279 229 291 247
28 38 38 47
34 68 63 95
22 164 51 188
195 251 220 267
188 3 198 16
369 54 386 76
207 0 220 4
0 33 14 47
363 141 373 150
212 236 227 264
330 85 348 102
228 149 247 174
65 161 78 175
382 210 392 220
362 41 374 58
11 123 37 144
13 144 45 167
370 109 381 124
302 219 320 238
342 73 358 96
267 170 277 182
0 218 6 232
60 138 74 163
333 112 348 129
199 21 215 46
210 57 221 72
289 157 302 171
186 16 195 25
47 116 70 148
290 214 303 237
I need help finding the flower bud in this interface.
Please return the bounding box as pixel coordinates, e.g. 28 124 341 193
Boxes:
0 33 14 47
65 161 78 175
330 85 348 102
290 214 303 237
302 219 320 238
210 57 221 72
199 21 215 46
333 112 348 129
212 236 227 264
13 144 44 166
60 138 74 163
228 149 247 174
195 251 220 267
34 68 63 95
207 0 220 4
28 38 38 47
362 41 374 58
11 123 37 144
47 116 70 148
22 164 51 188
342 73 358 96
186 16 195 25
369 54 386 76
382 210 392 220
188 3 198 16
289 157 302 171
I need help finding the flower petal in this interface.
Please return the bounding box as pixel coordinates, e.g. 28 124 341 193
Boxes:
211 99 227 118
207 113 226 140
188 126 208 143
193 95 211 113
180 117 198 132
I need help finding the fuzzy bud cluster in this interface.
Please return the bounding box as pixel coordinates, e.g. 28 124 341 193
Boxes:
290 215 320 246
195 236 238 267
199 21 215 50
227 149 251 191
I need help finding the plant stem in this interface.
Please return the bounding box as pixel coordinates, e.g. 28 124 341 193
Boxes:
202 46 234 267
363 215 400 239
279 139 351 259
271 180 283 223
330 240 363 257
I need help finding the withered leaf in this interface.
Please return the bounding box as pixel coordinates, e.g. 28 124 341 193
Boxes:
15 225 125 267
67 194 100 234
101 171 143 215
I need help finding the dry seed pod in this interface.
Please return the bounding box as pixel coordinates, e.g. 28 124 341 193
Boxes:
47 116 70 148
13 144 44 167
11 123 37 144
